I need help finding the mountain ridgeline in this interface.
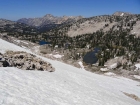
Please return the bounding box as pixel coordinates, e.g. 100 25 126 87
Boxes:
45 12 140 37
17 14 83 32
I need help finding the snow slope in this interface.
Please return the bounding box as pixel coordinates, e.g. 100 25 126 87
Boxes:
0 39 140 105
0 39 30 54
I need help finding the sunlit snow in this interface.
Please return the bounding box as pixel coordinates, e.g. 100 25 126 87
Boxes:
0 39 140 105
120 13 124 16
135 64 140 70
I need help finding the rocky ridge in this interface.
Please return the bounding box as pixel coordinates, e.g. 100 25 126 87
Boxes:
112 11 131 16
0 51 55 72
17 14 83 27
46 12 140 37
0 19 15 26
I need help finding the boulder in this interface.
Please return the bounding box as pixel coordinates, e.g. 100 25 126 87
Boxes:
2 60 9 67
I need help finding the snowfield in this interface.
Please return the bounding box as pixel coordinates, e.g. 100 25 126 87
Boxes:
0 38 140 105
0 39 30 54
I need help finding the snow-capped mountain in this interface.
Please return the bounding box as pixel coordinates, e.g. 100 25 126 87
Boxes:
0 38 140 105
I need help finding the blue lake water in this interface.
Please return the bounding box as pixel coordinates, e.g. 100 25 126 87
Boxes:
39 41 51 45
83 47 100 64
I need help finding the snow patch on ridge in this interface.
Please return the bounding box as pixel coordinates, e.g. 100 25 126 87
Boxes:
53 54 64 58
109 63 117 69
120 13 124 16
78 61 84 69
100 68 109 72
49 54 64 58
134 75 140 79
135 64 140 70
104 72 116 76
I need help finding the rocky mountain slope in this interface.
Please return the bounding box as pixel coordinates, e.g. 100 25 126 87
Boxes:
17 14 83 27
46 12 140 37
0 51 54 72
0 19 15 26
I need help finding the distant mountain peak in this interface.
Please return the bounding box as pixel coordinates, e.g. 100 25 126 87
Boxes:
113 11 131 16
44 14 55 18
17 14 83 27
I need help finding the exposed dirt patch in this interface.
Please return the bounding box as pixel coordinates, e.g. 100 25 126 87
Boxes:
122 92 140 102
